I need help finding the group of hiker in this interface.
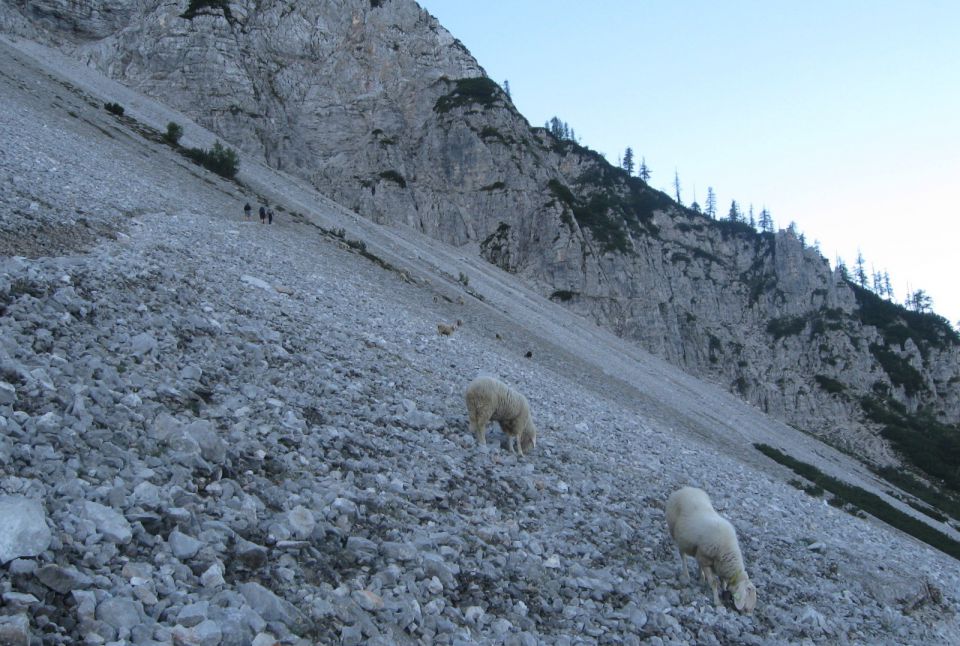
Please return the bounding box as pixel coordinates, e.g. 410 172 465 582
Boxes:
243 202 274 224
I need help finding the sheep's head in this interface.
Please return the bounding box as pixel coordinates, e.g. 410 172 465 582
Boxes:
732 577 757 614
520 422 537 454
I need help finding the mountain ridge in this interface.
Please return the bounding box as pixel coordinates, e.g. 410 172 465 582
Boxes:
3 1 959 483
1 28 960 645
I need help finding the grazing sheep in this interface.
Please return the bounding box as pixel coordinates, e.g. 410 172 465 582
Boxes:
665 486 757 613
464 376 537 456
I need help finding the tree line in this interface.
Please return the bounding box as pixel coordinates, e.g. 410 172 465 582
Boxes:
617 146 938 316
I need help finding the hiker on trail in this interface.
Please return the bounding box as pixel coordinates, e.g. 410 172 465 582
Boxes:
268 209 274 225
243 202 251 220
259 205 266 224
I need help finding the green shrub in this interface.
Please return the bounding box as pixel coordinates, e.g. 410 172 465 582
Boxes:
873 466 960 522
104 102 124 116
549 290 577 302
767 315 809 340
379 170 407 188
814 374 847 395
754 443 960 561
850 283 959 349
163 121 183 146
547 179 576 207
869 344 924 396
434 77 502 113
862 397 960 492
458 272 469 287
183 140 239 179
181 0 233 22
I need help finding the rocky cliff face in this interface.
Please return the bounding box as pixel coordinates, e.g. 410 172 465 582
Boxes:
4 0 959 470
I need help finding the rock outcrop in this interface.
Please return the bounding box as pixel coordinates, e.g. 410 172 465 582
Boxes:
4 0 958 470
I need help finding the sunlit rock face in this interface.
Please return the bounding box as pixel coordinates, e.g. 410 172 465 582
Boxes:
4 0 959 465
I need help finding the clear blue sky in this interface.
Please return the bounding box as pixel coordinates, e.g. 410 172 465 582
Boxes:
418 1 960 327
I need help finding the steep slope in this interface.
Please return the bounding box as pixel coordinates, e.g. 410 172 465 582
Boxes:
4 0 958 481
3 35 960 645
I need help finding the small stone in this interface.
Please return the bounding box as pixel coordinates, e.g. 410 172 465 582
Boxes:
340 624 363 646
286 506 316 540
169 530 203 560
492 618 512 635
201 562 225 588
0 381 16 405
177 601 209 628
130 332 158 356
346 536 378 562
251 634 279 646
239 582 306 630
352 589 384 611
234 537 269 568
171 619 222 646
380 541 417 562
464 606 484 624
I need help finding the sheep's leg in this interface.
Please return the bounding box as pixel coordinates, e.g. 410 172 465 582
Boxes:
470 411 489 447
698 560 722 607
677 548 690 583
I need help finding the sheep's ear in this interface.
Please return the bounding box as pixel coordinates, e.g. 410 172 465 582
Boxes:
734 581 757 614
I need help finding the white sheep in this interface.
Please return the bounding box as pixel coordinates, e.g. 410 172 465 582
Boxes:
665 486 757 613
464 376 537 457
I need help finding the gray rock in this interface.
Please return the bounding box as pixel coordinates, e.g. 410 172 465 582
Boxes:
0 381 16 405
131 332 158 356
352 589 384 612
96 596 144 632
171 619 223 646
83 500 133 544
346 536 378 562
0 496 51 563
286 505 316 540
169 530 203 560
381 541 417 562
35 564 93 594
0 614 30 646
185 419 228 464
177 600 210 628
239 582 308 631
234 537 269 568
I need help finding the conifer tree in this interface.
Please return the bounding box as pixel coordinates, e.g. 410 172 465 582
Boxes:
908 289 933 313
728 200 740 222
854 251 868 288
883 271 894 301
673 170 682 205
705 187 716 218
836 256 849 280
758 207 774 233
622 147 635 176
748 204 756 229
503 79 511 99
638 158 651 182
